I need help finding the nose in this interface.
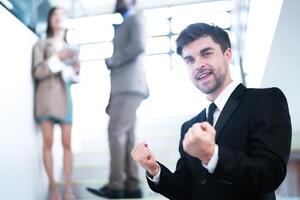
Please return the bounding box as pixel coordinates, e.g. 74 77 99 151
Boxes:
193 58 205 71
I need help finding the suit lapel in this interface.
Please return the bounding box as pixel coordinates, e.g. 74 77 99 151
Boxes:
214 84 246 140
215 98 239 140
197 109 207 123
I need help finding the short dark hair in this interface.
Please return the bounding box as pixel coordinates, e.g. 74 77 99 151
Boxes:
114 0 136 13
176 23 231 56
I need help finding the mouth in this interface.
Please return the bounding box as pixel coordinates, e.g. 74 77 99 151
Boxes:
195 71 213 81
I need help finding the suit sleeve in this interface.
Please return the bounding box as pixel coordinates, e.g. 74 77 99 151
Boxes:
147 123 193 200
111 14 147 68
32 41 57 81
213 88 291 194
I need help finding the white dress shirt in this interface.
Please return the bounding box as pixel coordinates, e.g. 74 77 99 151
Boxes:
148 80 240 183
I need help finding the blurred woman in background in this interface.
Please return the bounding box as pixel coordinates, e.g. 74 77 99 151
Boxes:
32 7 80 200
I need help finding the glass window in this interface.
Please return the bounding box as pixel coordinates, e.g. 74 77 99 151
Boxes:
146 19 170 36
2 0 35 30
79 42 113 61
143 7 171 20
170 1 233 17
171 35 178 52
68 1 234 119
171 11 231 34
71 60 110 128
67 24 114 44
144 54 171 71
171 53 185 69
146 36 170 55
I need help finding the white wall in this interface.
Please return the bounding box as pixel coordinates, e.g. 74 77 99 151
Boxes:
242 0 283 87
261 0 300 134
0 5 48 200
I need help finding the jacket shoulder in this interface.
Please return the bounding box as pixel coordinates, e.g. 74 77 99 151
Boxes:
127 11 145 24
33 39 48 50
246 87 287 100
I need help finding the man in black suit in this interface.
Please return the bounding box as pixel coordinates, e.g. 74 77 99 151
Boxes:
131 23 291 200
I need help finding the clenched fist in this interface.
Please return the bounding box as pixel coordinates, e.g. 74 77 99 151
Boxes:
131 142 160 177
183 122 216 164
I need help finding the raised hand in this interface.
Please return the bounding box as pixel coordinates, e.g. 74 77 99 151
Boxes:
183 122 216 164
131 142 160 177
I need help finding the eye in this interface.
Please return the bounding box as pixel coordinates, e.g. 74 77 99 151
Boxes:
203 52 213 57
185 58 194 65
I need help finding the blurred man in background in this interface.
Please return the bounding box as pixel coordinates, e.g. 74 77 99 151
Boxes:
87 0 148 198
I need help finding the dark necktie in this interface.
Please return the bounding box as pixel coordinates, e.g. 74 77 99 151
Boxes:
207 103 217 126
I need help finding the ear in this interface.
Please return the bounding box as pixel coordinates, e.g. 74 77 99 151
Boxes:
224 48 232 64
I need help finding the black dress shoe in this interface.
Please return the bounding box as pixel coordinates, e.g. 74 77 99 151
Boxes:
124 188 143 198
86 185 124 199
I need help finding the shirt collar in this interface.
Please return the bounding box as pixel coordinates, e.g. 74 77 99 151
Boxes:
206 80 240 114
122 9 135 19
114 9 136 30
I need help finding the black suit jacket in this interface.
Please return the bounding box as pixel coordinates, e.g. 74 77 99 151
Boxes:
148 84 291 200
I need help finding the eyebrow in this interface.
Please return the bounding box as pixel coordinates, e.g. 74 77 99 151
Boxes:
183 55 194 61
183 47 215 60
200 47 214 54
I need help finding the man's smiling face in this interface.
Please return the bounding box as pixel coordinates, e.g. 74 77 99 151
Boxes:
182 36 232 97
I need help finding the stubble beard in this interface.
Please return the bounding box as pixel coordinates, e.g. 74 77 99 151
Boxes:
196 73 224 95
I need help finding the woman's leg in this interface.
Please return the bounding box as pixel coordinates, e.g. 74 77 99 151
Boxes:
41 121 60 199
60 123 74 193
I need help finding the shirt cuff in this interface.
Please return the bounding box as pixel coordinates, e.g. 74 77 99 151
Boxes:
146 166 161 184
62 67 80 82
202 144 219 173
48 55 68 73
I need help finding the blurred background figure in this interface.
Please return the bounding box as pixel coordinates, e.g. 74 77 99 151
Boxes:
32 7 80 200
86 0 148 199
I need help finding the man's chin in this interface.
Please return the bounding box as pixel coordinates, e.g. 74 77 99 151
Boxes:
197 85 217 95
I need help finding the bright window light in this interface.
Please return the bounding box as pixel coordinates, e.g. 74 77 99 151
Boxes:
171 35 178 51
69 1 233 119
146 36 171 54
79 42 113 61
143 7 171 19
171 11 231 34
170 0 233 16
147 19 170 36
67 24 114 44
